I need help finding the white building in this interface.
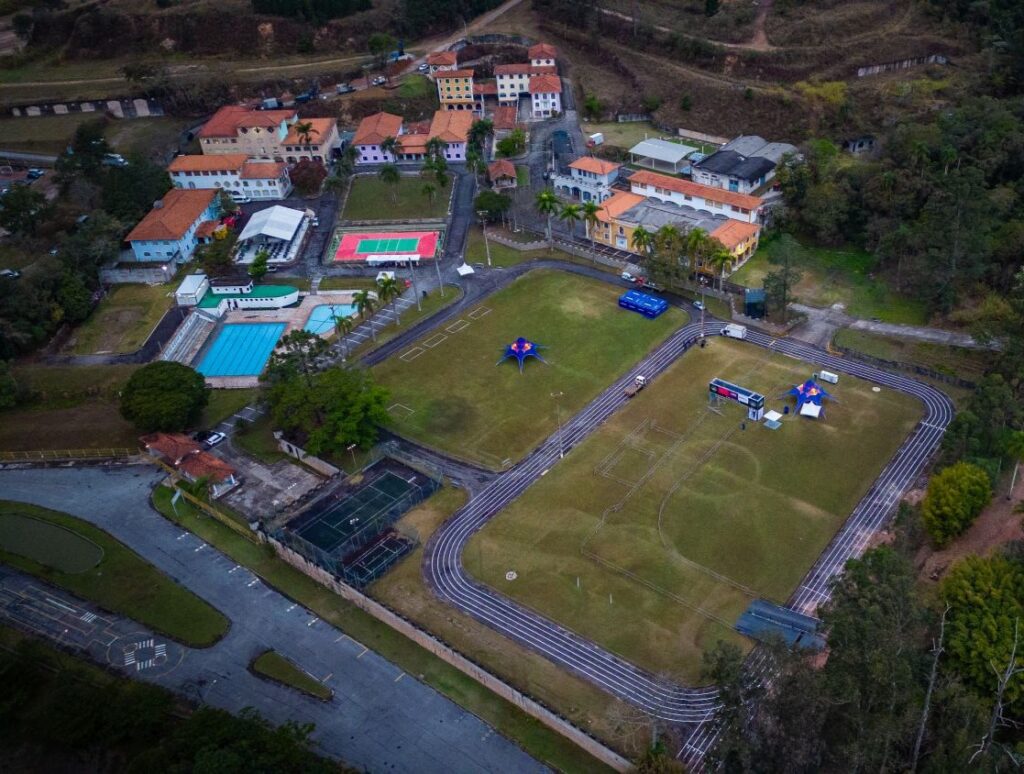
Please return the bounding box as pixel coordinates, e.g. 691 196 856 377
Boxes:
495 64 557 104
175 274 209 306
529 43 558 68
426 51 458 75
628 170 763 224
628 138 699 175
168 154 292 202
352 112 405 164
126 189 220 263
529 75 562 118
552 157 621 202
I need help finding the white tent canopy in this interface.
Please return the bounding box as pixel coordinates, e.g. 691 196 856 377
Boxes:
799 403 822 419
456 263 475 276
238 205 305 243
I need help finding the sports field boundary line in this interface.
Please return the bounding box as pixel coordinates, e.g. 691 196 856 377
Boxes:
445 319 469 333
399 347 425 362
422 333 448 348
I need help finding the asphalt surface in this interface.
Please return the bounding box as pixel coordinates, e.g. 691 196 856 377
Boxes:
0 466 548 774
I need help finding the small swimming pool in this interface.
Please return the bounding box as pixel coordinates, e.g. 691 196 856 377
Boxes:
304 304 357 336
197 323 286 377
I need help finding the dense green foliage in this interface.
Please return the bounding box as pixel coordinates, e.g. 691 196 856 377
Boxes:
120 361 209 432
100 160 172 225
398 0 504 37
942 556 1024 710
0 185 49 237
0 634 345 772
920 462 992 546
251 0 370 25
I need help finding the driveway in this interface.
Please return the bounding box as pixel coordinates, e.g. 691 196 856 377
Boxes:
0 465 547 774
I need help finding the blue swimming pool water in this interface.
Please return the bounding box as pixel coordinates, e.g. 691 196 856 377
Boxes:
197 323 286 377
304 304 357 335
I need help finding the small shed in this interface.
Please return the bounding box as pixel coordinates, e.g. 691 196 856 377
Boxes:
175 273 209 307
629 138 698 174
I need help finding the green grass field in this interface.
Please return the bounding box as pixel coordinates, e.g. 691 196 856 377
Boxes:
464 339 922 681
372 271 685 468
341 176 451 221
69 283 173 355
251 650 332 700
0 513 103 573
0 502 228 646
729 234 929 325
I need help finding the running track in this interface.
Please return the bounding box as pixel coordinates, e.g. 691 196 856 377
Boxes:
422 316 954 764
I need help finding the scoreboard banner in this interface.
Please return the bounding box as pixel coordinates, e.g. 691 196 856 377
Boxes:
709 378 765 410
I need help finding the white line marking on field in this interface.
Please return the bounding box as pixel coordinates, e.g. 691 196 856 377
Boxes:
445 319 469 333
423 333 447 348
357 647 368 659
468 306 492 319
394 672 405 682
399 346 425 362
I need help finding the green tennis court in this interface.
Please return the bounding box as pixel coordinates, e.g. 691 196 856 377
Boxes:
357 237 421 253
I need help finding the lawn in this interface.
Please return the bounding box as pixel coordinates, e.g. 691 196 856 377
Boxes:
341 175 451 221
398 74 434 98
833 329 992 383
580 121 718 154
150 485 612 772
233 413 288 464
69 283 174 355
347 284 460 359
0 501 228 646
372 270 686 468
0 114 189 157
201 388 259 429
465 338 923 681
729 234 930 325
251 650 332 700
0 365 139 452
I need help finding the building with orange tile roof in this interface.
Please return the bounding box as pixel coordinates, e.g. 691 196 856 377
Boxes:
353 112 405 163
169 155 292 202
493 105 519 132
488 159 517 190
528 74 562 118
427 50 458 74
126 189 220 263
552 155 622 203
140 433 239 499
280 116 340 163
197 105 338 163
628 170 763 222
495 64 557 104
436 69 475 111
356 110 474 165
529 42 558 67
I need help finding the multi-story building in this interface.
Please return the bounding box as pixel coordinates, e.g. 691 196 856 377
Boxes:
436 69 475 111
552 157 621 202
353 110 472 164
197 105 340 163
628 170 763 224
126 189 220 263
495 64 557 104
427 51 458 75
422 110 473 161
168 154 292 202
529 74 562 118
691 135 798 194
529 42 558 68
352 112 405 164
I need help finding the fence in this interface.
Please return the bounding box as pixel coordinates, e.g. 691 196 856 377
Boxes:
675 126 729 146
857 54 949 78
261 533 632 772
275 434 342 478
615 113 651 123
0 448 135 462
830 344 977 389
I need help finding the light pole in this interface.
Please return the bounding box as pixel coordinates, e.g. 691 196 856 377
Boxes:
551 391 564 458
477 210 492 267
699 275 707 339
346 443 357 472
407 257 421 311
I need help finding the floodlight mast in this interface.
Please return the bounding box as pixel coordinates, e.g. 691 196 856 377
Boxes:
699 275 707 339
477 210 492 267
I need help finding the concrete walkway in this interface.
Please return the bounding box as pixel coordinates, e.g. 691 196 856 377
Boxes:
789 302 988 349
0 465 547 774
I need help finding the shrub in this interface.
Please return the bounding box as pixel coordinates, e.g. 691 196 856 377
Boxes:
120 362 209 432
921 461 991 546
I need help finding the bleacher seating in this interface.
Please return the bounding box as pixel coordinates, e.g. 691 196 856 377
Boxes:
160 310 217 365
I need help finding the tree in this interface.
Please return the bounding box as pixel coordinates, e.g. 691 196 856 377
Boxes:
630 225 654 256
292 120 319 146
496 128 526 157
380 135 399 160
120 361 208 432
218 190 239 214
378 163 401 203
353 289 377 340
468 118 493 151
367 32 397 72
199 231 238 278
289 159 327 196
422 182 437 204
376 274 401 326
267 366 390 455
100 160 172 224
0 360 19 409
425 136 445 161
11 13 32 40
762 235 803 322
264 329 328 387
582 94 603 121
58 212 124 277
56 273 92 325
332 313 354 359
0 185 49 236
706 242 732 291
705 0 719 16
535 190 559 242
921 461 991 546
559 202 582 238
249 249 269 281
581 200 601 245
474 190 511 222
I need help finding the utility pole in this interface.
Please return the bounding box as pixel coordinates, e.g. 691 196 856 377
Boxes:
477 210 492 267
407 257 421 311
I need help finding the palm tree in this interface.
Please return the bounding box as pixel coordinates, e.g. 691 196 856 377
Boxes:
466 148 483 181
422 182 437 203
376 274 401 326
380 135 399 161
378 163 401 203
535 190 559 242
432 154 449 189
706 241 733 291
332 313 354 358
425 136 445 160
683 226 711 276
581 200 601 245
630 225 653 256
559 202 582 238
293 121 319 146
353 289 377 341
468 118 494 152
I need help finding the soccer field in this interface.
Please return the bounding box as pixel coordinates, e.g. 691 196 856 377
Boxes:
372 271 685 469
464 339 923 681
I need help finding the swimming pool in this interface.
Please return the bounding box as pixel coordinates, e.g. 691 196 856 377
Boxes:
197 323 286 377
304 304 357 336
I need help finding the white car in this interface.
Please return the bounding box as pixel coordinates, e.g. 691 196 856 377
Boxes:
621 271 635 283
417 63 429 72
692 300 705 311
372 76 387 86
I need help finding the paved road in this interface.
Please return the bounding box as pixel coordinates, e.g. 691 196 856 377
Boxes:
413 310 954 764
790 302 990 349
0 466 547 774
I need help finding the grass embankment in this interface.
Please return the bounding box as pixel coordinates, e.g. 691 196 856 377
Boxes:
833 329 992 383
0 114 190 157
251 650 332 700
69 284 173 355
372 270 685 468
466 338 923 681
341 176 451 221
729 233 929 325
150 486 612 773
0 501 228 646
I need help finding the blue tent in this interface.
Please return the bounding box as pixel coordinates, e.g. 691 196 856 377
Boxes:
497 337 546 372
786 378 834 418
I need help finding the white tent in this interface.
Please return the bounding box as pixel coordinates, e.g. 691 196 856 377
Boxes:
456 263 475 276
799 403 822 419
238 205 305 243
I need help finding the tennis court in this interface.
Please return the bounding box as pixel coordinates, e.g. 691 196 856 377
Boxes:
332 230 439 264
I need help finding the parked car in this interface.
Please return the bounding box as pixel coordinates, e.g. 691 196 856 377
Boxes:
371 76 387 86
0 269 21 279
102 153 128 167
193 430 226 449
417 62 429 72
621 271 635 283
692 300 705 311
310 215 320 227
26 168 45 180
336 83 355 94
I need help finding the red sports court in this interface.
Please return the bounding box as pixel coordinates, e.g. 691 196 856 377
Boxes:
333 230 439 264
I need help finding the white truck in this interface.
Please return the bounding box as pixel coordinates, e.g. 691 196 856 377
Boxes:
818 370 839 384
721 324 747 340
624 375 647 398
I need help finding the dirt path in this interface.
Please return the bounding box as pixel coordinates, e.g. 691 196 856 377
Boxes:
597 6 777 52
916 472 1024 582
747 0 774 52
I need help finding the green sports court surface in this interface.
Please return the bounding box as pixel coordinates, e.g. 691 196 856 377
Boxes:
357 237 420 253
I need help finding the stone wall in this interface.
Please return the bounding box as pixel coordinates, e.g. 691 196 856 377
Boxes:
275 433 342 478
